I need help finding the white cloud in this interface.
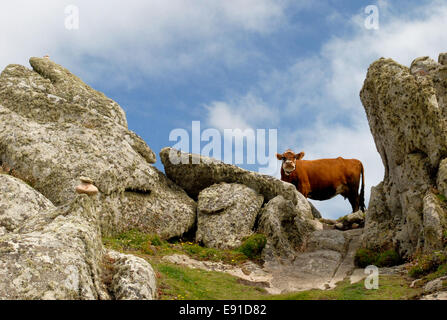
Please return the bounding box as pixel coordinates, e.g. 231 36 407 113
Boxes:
205 102 251 131
204 0 447 219
205 93 279 131
2 1 446 219
323 0 447 112
306 0 447 217
0 0 290 86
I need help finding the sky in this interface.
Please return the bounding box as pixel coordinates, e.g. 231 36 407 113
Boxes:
1 0 446 219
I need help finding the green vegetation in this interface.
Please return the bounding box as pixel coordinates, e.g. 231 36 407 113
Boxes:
266 276 422 300
103 229 165 255
354 248 402 268
103 229 266 300
238 234 267 260
102 230 438 300
154 263 268 300
408 250 447 278
103 229 249 265
436 193 447 203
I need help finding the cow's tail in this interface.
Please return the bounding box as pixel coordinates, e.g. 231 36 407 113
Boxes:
359 162 366 212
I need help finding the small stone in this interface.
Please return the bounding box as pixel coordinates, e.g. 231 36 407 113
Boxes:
241 267 251 276
352 223 360 229
410 279 422 288
79 176 94 184
76 177 99 196
335 223 344 230
424 277 445 293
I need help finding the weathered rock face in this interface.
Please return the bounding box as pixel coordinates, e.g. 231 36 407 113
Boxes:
0 58 196 239
0 174 55 233
196 183 264 249
0 196 107 300
105 250 157 300
334 210 366 231
264 228 363 293
309 202 322 219
159 147 314 220
159 148 319 254
360 53 447 257
0 176 157 300
422 192 447 251
258 196 315 261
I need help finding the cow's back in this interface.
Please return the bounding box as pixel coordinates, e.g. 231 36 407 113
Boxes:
298 157 362 200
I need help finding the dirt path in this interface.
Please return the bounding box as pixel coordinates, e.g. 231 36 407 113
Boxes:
163 228 366 295
263 229 364 294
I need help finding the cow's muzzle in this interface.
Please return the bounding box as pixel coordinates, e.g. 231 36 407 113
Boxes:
283 162 295 175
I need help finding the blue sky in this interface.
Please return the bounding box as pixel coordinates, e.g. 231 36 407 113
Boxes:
1 0 446 219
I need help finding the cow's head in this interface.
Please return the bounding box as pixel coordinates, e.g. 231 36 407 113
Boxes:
276 149 305 175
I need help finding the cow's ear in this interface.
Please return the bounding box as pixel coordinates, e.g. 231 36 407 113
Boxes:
295 152 305 160
276 153 283 160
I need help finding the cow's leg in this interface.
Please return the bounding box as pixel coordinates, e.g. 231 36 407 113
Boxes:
347 192 360 213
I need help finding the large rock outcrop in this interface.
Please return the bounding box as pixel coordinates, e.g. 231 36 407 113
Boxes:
196 183 264 249
0 58 196 239
159 147 313 220
160 148 320 258
360 53 447 257
258 196 316 261
0 174 157 300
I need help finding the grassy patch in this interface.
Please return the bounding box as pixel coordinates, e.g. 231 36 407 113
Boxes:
103 230 428 300
354 248 402 268
103 229 167 255
103 230 268 299
266 276 421 300
154 262 268 300
103 229 249 265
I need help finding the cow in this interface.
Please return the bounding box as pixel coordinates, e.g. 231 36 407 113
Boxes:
276 149 365 212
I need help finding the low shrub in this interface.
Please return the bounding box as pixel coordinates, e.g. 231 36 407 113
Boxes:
354 248 378 268
238 234 267 259
437 194 447 203
354 248 402 268
150 235 163 247
409 250 447 278
376 250 402 267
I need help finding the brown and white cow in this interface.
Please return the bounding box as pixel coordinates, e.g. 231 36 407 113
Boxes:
276 149 365 212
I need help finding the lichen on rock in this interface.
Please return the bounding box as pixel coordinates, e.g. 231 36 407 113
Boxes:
360 52 447 257
0 175 157 300
196 183 264 249
0 58 196 239
258 195 315 261
160 147 314 220
0 174 55 233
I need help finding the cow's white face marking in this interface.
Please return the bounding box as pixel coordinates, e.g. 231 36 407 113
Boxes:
277 150 304 175
282 160 295 175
